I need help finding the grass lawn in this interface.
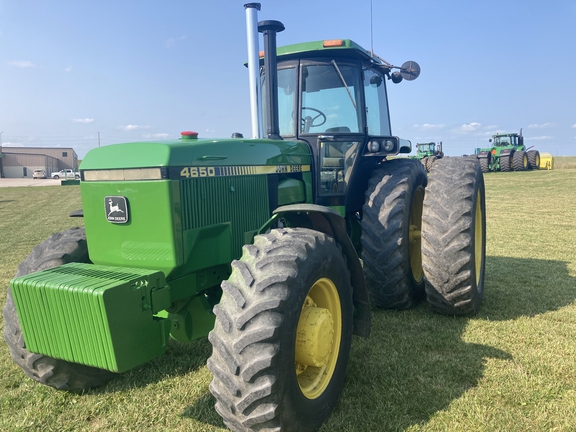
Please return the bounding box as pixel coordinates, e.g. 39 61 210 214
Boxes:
1 164 575 431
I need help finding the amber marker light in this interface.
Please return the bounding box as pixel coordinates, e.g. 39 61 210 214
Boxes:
323 39 344 47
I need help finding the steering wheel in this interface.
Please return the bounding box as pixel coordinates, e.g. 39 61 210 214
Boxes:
301 107 327 133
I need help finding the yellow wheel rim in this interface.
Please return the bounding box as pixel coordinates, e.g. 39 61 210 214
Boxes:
295 277 342 399
409 187 424 284
535 154 541 167
523 155 528 168
474 190 483 286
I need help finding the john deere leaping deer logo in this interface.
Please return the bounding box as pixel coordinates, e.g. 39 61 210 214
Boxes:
105 196 129 223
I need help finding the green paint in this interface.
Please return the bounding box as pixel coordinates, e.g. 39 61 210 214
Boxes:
11 263 170 373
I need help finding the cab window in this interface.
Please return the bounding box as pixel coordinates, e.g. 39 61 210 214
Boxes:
364 68 391 135
301 63 362 134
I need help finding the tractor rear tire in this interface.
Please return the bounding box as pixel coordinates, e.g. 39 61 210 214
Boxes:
527 150 540 169
512 150 528 171
421 158 486 315
208 228 353 432
3 227 115 390
361 159 427 309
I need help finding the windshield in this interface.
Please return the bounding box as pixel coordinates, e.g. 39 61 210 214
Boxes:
494 135 515 146
418 143 434 152
265 61 391 138
301 63 362 134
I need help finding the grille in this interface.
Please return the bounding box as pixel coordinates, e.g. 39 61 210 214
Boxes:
180 175 270 255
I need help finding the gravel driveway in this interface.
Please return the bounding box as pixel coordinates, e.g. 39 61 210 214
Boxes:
0 178 64 188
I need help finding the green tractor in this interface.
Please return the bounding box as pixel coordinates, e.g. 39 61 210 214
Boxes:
3 4 486 431
475 129 540 172
414 141 444 171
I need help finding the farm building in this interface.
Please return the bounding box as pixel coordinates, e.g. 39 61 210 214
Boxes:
0 146 79 178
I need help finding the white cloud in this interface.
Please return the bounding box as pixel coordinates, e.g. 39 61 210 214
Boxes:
65 66 72 73
571 124 576 129
2 142 24 147
166 35 186 48
458 122 482 133
73 118 94 124
413 124 445 131
525 136 554 141
528 123 557 129
121 124 150 131
142 133 170 139
8 60 37 68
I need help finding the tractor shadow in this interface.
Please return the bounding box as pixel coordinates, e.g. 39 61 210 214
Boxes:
322 256 576 431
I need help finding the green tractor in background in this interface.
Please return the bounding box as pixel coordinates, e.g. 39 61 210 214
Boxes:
475 129 540 172
3 4 486 431
414 141 444 171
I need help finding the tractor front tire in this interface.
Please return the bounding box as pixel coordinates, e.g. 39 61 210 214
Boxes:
361 159 427 309
3 227 115 390
421 158 486 315
426 156 438 171
512 150 528 171
478 155 490 173
208 228 353 432
500 155 512 172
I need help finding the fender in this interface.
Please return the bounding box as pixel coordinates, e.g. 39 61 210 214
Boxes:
476 151 490 159
259 203 371 338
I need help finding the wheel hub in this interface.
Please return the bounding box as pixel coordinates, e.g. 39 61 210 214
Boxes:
295 297 334 368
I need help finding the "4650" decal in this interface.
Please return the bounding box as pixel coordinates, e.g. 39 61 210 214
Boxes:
180 167 216 178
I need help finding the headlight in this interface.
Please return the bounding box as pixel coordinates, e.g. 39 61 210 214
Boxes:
383 140 395 151
368 140 380 152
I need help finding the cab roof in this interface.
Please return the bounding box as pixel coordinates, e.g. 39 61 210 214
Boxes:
273 39 379 63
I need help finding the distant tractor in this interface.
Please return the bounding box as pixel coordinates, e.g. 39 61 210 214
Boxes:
414 141 444 171
475 129 540 172
3 5 487 431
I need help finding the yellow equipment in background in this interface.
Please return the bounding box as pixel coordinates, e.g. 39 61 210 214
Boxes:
539 152 554 170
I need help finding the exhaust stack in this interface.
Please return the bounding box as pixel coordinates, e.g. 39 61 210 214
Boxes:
244 3 262 139
258 19 285 140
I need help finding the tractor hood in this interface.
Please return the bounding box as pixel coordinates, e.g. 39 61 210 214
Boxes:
80 137 312 172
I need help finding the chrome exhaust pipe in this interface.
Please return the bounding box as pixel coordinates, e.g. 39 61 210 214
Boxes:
244 3 262 138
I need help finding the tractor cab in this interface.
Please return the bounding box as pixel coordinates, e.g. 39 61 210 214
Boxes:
260 39 420 211
416 142 442 157
490 131 524 148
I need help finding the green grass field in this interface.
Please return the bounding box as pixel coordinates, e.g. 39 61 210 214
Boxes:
1 164 575 431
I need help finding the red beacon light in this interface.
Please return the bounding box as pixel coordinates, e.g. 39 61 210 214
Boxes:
181 131 199 140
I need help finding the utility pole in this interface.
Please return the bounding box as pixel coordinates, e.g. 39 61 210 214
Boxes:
98 132 100 147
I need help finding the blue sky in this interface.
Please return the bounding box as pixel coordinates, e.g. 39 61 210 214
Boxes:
1 0 575 159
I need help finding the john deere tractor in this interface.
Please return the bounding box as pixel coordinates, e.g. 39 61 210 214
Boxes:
475 129 540 172
3 4 486 431
414 141 444 171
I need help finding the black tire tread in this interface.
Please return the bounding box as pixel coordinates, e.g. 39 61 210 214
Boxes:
512 150 527 171
421 158 485 315
361 159 427 309
527 150 540 169
479 157 489 173
500 155 512 172
208 227 352 431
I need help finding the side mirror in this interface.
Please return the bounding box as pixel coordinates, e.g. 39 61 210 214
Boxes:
399 139 412 154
